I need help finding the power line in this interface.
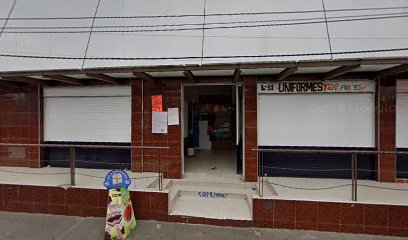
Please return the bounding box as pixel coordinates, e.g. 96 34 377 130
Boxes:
2 14 407 34
2 12 405 30
1 6 408 21
1 47 408 61
321 0 333 59
82 0 101 68
0 0 16 39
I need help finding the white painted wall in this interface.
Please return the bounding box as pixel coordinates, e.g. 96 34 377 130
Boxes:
0 0 98 71
83 0 204 68
325 0 408 59
202 0 331 64
0 0 407 71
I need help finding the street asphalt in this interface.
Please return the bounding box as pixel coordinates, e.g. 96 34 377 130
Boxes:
0 212 406 240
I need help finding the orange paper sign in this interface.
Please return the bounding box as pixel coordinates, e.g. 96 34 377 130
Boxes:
151 95 163 112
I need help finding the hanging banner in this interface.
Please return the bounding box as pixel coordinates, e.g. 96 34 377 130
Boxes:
104 170 136 240
258 80 375 94
151 95 163 112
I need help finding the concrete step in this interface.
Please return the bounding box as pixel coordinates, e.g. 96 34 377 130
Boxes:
169 190 252 220
167 179 257 204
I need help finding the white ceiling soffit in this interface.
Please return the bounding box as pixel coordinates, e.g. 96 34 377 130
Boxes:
0 0 99 72
296 66 338 74
325 0 408 60
65 74 94 79
83 0 204 69
192 70 235 77
108 72 186 78
148 71 185 78
241 68 284 75
350 64 400 72
202 0 331 64
105 73 134 78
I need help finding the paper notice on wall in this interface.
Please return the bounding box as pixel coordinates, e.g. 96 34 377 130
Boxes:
151 95 162 112
167 108 179 125
152 111 168 133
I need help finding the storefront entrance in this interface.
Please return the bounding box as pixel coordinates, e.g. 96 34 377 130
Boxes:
182 84 243 177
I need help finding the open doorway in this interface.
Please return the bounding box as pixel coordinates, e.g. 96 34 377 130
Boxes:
183 84 243 176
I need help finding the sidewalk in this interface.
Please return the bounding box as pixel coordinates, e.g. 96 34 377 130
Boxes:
0 212 406 240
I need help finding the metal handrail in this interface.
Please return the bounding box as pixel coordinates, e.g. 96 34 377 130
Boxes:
0 143 168 149
0 143 169 190
252 148 408 200
252 148 408 155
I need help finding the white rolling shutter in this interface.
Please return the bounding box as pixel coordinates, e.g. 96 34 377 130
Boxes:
258 91 375 148
397 80 408 148
44 86 131 143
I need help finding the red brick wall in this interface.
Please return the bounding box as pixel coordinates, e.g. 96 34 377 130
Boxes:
0 85 41 168
2 183 407 237
377 76 397 182
131 80 183 179
253 198 408 237
244 76 258 182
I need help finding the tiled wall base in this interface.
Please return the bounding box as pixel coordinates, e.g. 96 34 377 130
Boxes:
1 184 407 238
396 179 408 183
253 198 408 237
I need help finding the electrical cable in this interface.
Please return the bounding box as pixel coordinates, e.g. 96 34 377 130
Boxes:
1 6 408 21
2 12 406 30
0 0 16 38
82 0 101 68
321 0 333 59
1 46 408 60
2 14 408 34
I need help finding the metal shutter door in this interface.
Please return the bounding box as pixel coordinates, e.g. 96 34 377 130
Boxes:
397 80 408 148
44 86 131 143
257 93 375 148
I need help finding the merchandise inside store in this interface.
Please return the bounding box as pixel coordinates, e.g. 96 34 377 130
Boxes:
183 85 243 176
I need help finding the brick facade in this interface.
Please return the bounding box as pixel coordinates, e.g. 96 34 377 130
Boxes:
377 76 397 182
244 76 258 182
0 76 404 183
0 85 42 168
253 198 408 237
131 80 183 179
2 183 407 238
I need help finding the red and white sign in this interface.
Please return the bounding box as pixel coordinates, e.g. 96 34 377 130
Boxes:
258 80 376 94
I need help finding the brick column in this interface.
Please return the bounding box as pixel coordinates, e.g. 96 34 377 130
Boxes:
244 76 258 182
132 79 182 179
131 81 143 172
0 85 42 168
377 76 397 182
